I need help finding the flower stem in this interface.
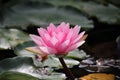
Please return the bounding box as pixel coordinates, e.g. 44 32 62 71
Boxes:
58 57 75 80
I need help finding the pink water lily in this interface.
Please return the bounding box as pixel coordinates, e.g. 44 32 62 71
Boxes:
30 22 85 56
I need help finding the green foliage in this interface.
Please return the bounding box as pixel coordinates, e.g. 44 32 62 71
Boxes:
0 57 66 80
79 1 120 24
0 57 34 73
1 1 93 29
66 49 88 60
0 71 39 80
43 0 120 24
14 41 36 57
0 29 30 49
92 0 120 8
43 55 80 68
0 0 119 29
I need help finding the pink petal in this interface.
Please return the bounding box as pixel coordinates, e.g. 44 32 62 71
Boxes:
62 23 70 32
73 31 85 44
56 22 66 32
58 22 66 28
39 46 57 54
29 34 45 46
49 23 56 29
47 23 56 34
66 41 85 52
73 25 80 35
25 46 45 55
37 28 47 38
56 32 65 42
38 29 52 46
51 36 58 46
39 47 49 54
66 29 73 40
51 32 57 37
61 39 70 49
56 40 70 53
44 33 51 40
43 34 54 47
56 22 69 34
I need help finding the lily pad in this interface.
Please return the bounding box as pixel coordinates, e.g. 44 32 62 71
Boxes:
43 55 80 68
1 1 93 30
0 29 30 49
42 0 120 24
0 57 35 73
0 57 66 80
80 1 120 24
66 49 88 60
14 41 36 57
0 71 39 80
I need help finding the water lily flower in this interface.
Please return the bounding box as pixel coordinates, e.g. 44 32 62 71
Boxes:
29 22 86 79
30 22 86 57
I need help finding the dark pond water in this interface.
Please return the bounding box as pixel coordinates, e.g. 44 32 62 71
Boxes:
55 57 120 80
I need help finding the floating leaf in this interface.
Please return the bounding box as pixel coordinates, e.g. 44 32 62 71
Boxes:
0 71 39 80
14 41 36 57
0 29 30 49
0 57 35 73
0 57 66 80
1 1 93 30
42 0 120 24
80 1 120 24
42 0 83 10
0 37 11 49
66 49 88 60
43 55 79 68
109 0 120 7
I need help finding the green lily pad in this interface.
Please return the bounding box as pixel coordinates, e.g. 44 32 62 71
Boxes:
42 0 120 24
14 41 36 57
66 49 88 60
0 71 39 80
1 1 93 30
0 57 66 80
0 29 30 49
43 55 79 68
80 1 120 24
0 57 35 73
